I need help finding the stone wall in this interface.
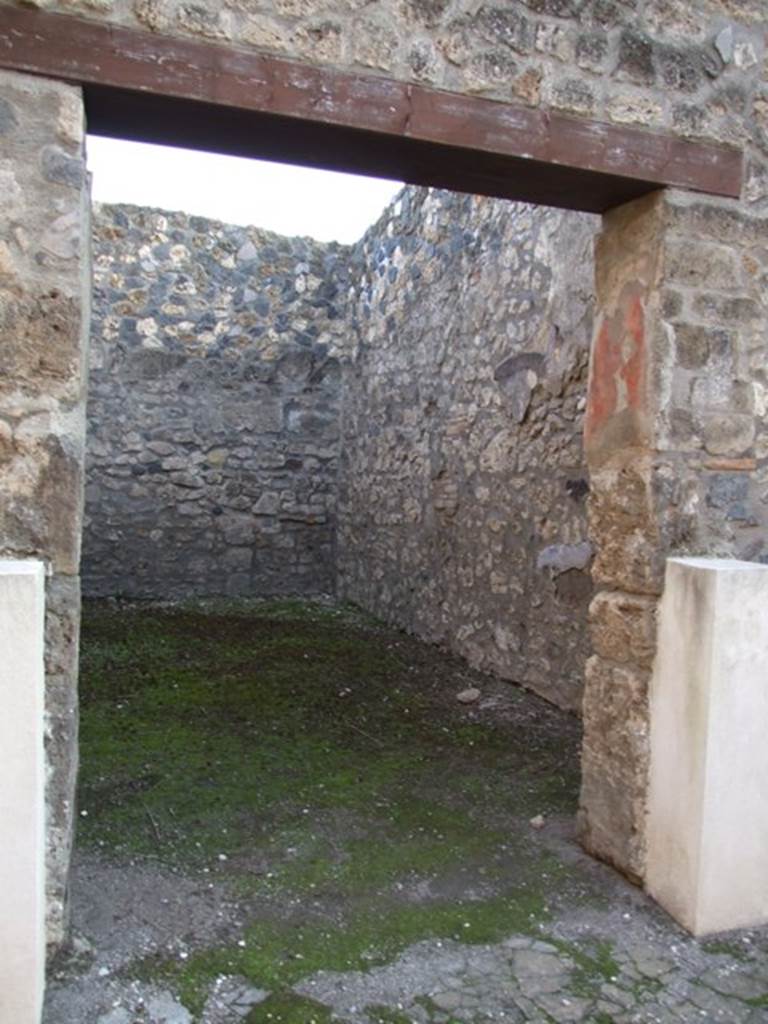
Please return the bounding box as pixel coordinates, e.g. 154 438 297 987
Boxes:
86 189 598 711
0 68 89 950
580 185 768 882
4 0 768 928
339 189 598 711
6 1 764 164
84 204 348 599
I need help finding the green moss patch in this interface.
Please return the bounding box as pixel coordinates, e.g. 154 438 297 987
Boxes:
79 599 581 867
244 992 336 1023
546 937 621 999
79 598 588 1016
364 1007 413 1024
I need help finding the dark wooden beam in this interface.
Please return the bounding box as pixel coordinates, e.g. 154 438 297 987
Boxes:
0 5 743 213
81 85 657 213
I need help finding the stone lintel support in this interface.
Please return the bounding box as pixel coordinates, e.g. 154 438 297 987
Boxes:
0 560 46 1024
647 557 768 935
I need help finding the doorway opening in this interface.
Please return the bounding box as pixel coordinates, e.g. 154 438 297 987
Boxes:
48 137 619 1021
0 16 758 1018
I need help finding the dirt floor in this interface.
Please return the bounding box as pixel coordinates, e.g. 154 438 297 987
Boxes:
44 599 768 1023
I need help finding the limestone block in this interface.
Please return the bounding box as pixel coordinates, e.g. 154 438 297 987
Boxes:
579 653 650 882
0 71 88 580
647 557 768 935
578 745 646 884
43 574 80 949
0 432 85 576
589 590 657 669
588 453 663 595
0 289 83 401
0 560 46 1024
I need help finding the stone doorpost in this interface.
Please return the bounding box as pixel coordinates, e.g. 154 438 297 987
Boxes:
0 69 90 951
579 187 767 895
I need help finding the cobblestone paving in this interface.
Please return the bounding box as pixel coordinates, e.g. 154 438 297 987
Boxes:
45 834 768 1023
297 920 768 1024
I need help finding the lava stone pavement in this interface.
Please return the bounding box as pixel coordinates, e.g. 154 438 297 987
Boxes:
44 831 768 1023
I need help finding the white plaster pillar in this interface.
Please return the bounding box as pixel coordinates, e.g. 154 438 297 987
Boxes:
646 557 768 936
0 561 46 1024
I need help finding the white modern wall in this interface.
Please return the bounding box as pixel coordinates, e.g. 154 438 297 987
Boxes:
647 557 768 935
0 561 46 1024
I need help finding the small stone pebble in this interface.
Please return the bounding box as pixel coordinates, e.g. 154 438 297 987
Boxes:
456 687 481 704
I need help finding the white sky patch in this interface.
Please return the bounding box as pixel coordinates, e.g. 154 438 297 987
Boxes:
86 135 404 245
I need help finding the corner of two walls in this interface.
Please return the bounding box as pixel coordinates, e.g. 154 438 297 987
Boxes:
84 188 599 711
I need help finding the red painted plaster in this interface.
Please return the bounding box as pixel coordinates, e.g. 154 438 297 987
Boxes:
585 281 647 447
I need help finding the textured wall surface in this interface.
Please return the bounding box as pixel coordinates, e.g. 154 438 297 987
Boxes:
85 191 598 711
339 189 598 711
4 0 768 925
0 68 89 949
580 184 768 882
5 1 766 162
84 204 348 598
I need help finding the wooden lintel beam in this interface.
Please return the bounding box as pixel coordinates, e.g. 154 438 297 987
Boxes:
0 4 743 212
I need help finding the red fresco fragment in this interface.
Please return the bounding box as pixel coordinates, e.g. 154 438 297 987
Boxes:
585 281 647 446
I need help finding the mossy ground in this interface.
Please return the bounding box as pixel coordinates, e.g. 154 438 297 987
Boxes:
77 598 591 1018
